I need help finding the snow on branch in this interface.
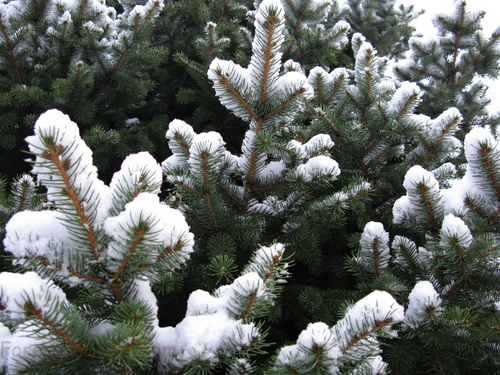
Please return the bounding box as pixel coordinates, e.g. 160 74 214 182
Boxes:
25 109 109 259
208 0 313 126
351 221 391 276
393 165 445 233
404 281 442 329
273 290 404 373
154 243 289 372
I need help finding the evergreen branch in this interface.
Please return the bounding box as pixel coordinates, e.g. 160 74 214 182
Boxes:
395 92 420 122
363 135 387 166
200 152 219 230
459 31 500 76
205 192 219 230
218 73 260 121
366 143 402 172
262 87 307 120
314 73 324 106
432 345 448 375
363 70 373 117
289 23 349 62
327 73 347 105
345 87 365 113
393 242 422 276
341 317 394 353
421 115 461 166
174 52 208 79
216 181 245 210
469 280 500 294
110 282 125 303
26 302 89 358
284 364 300 374
239 290 257 320
469 246 497 259
156 240 185 262
449 237 468 286
14 177 31 212
478 144 500 199
0 17 23 84
77 0 88 27
112 228 146 281
84 26 107 72
36 256 106 284
464 196 490 220
259 14 281 105
372 238 381 275
173 180 204 196
44 144 100 259
417 182 438 230
314 110 362 158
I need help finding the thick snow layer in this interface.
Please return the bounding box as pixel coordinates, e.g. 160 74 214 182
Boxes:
260 160 286 177
393 165 443 224
103 193 194 270
275 321 340 374
109 152 162 214
297 322 337 353
152 243 286 373
304 134 335 156
274 71 314 104
154 312 258 371
4 210 72 259
439 214 473 248
405 281 442 329
296 155 340 181
334 290 405 351
0 272 67 321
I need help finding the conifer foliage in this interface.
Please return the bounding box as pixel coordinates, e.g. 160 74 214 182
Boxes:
0 0 499 374
0 0 168 177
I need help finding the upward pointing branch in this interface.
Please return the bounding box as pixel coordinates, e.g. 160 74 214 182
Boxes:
44 144 100 260
259 15 280 105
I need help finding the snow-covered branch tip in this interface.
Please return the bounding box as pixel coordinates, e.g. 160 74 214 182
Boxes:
208 0 313 126
272 290 404 373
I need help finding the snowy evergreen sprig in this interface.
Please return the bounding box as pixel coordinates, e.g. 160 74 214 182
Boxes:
271 290 404 374
153 242 289 374
393 0 500 136
208 0 313 127
308 33 461 209
392 165 445 235
348 221 391 277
